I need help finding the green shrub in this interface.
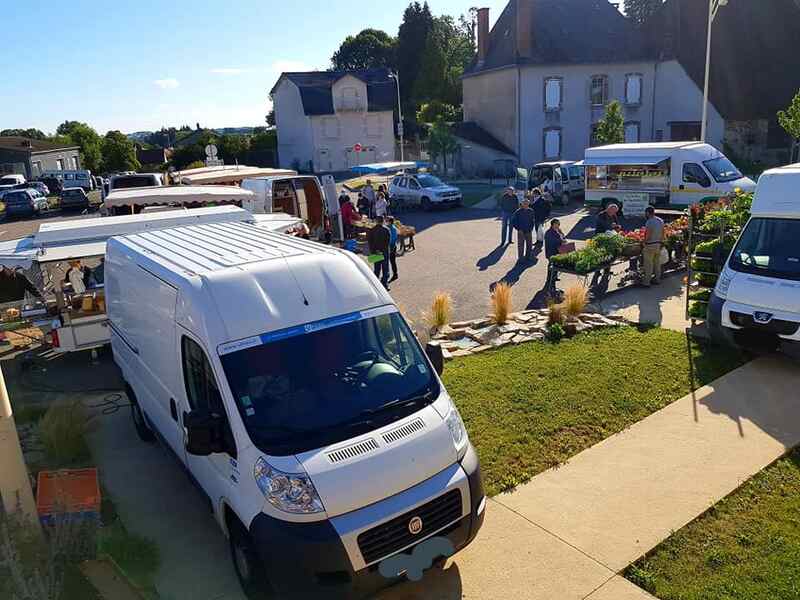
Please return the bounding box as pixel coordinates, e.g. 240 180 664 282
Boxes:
39 402 90 465
689 289 712 302
688 301 708 320
546 322 565 342
695 236 735 257
695 272 718 288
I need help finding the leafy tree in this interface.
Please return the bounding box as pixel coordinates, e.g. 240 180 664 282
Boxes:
416 100 462 124
413 25 448 103
0 128 47 139
411 15 473 107
595 101 625 145
101 130 140 173
55 121 103 173
623 0 664 25
217 134 249 164
331 29 397 71
250 130 277 152
396 2 434 105
428 120 459 172
265 109 276 127
778 89 800 161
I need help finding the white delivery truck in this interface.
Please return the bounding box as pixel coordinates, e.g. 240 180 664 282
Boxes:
708 163 800 355
581 142 755 213
105 222 485 599
241 175 331 240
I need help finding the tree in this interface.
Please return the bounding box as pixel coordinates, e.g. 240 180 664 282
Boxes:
623 0 664 25
428 120 459 172
250 130 277 153
413 26 448 103
778 89 800 162
594 101 625 145
331 29 397 71
56 121 103 173
217 134 249 164
396 2 434 105
416 100 462 124
265 109 276 127
0 128 47 140
101 131 140 173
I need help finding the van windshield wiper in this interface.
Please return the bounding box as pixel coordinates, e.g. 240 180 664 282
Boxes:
361 389 435 416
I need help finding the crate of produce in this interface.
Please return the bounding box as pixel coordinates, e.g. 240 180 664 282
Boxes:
36 468 101 525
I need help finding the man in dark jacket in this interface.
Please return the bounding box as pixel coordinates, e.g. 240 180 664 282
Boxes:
499 187 519 245
0 266 43 303
595 203 621 234
531 190 551 244
367 219 391 289
511 199 536 262
544 219 566 293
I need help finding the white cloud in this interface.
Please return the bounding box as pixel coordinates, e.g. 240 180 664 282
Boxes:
269 60 312 74
153 78 180 90
210 68 249 75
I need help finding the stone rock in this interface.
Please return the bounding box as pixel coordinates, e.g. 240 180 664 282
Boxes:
471 345 493 354
498 323 524 335
490 337 511 348
471 317 494 329
450 349 473 358
437 325 467 341
449 320 473 330
469 325 501 345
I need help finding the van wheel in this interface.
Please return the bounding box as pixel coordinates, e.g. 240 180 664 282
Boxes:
561 193 570 207
127 387 155 443
230 521 274 599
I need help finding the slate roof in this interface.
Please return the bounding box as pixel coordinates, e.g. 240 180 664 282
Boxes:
452 122 516 156
465 0 647 76
0 136 78 153
645 0 800 120
271 68 396 116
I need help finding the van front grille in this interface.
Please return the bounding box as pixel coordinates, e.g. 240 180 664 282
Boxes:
382 418 425 445
730 311 799 335
357 489 462 565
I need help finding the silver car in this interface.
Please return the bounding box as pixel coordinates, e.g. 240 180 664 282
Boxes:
389 174 462 211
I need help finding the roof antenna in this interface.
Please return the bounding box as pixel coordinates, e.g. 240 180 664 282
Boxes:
279 251 310 306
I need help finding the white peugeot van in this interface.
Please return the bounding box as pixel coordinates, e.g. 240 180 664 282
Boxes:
708 164 800 355
105 222 485 599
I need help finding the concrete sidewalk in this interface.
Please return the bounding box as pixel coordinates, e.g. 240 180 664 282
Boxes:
378 354 800 599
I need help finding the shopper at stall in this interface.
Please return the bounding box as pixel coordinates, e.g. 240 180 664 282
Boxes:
596 203 622 234
642 206 665 287
532 189 551 244
64 261 91 294
357 193 370 217
340 197 360 239
511 198 536 262
0 266 43 302
374 191 389 218
500 187 519 245
386 216 399 282
545 219 566 294
90 258 105 286
362 180 376 218
367 218 390 289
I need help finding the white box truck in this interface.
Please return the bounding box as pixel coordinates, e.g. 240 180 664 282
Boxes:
708 163 800 355
105 222 485 599
580 142 755 213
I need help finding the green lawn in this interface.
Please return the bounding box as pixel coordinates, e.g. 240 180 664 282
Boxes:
443 326 745 496
456 183 505 207
626 449 800 600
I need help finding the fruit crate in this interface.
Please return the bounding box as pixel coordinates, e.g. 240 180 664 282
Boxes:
36 468 101 526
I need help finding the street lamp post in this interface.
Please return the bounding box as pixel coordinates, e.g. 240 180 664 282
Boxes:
390 72 405 163
701 0 728 142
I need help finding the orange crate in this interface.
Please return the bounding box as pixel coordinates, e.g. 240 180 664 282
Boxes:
36 468 101 522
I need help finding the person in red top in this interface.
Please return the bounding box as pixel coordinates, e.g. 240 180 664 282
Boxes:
339 195 360 238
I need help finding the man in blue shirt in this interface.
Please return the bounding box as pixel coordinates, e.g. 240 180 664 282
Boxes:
386 216 399 282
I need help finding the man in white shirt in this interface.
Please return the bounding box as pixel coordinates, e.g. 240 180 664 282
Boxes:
642 206 665 287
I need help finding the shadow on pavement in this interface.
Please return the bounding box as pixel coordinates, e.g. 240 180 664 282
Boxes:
476 244 509 271
373 562 463 599
490 248 542 291
396 207 496 235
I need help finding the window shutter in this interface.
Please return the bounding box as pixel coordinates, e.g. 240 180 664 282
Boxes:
603 76 609 105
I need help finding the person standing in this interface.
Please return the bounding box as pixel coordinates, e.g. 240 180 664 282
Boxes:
367 218 391 289
362 180 376 218
0 266 43 303
544 219 566 293
641 206 665 287
340 196 360 239
511 198 536 262
386 216 399 282
374 191 388 218
357 193 370 217
499 187 519 245
532 189 551 244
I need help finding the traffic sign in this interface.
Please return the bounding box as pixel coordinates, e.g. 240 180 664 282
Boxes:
353 143 362 153
205 144 218 158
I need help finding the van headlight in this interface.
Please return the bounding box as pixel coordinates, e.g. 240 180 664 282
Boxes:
254 458 325 514
445 402 468 458
715 267 734 300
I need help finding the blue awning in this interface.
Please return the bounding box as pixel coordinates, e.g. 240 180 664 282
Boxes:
576 156 670 167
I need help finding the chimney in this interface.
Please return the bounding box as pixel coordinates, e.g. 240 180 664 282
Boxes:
477 7 490 64
516 0 533 59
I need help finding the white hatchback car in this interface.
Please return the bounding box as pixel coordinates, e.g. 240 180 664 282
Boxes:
389 174 462 210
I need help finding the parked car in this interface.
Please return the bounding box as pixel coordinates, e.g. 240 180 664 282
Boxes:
529 161 585 206
25 181 50 196
39 176 63 196
0 173 26 193
2 189 48 218
389 174 462 210
60 187 91 211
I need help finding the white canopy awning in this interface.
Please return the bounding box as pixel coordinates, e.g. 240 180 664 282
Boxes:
105 185 255 208
0 237 37 270
576 156 670 167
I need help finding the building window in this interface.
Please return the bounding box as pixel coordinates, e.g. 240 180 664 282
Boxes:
544 77 563 112
32 161 43 176
670 122 701 141
625 74 643 106
590 124 601 147
624 121 641 144
322 117 340 139
55 159 64 170
366 114 381 138
590 75 609 107
543 127 562 159
70 156 79 169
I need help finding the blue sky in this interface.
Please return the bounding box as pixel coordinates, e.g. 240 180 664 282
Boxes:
2 0 507 134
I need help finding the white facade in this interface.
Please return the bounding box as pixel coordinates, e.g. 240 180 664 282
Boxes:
274 75 396 174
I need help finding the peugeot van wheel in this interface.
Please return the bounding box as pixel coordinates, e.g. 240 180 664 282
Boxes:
230 523 274 599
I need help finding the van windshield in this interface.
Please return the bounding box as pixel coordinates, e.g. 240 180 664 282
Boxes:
219 310 439 456
729 218 800 281
703 157 742 183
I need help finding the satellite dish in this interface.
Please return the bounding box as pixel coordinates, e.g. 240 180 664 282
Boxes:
205 144 218 158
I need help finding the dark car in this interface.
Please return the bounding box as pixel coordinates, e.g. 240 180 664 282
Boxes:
60 187 91 211
3 189 48 218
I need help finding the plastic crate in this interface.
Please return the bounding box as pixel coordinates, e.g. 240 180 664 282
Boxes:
36 468 101 525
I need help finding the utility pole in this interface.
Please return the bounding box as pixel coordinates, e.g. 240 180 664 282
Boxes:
701 0 728 142
0 363 38 524
390 73 405 163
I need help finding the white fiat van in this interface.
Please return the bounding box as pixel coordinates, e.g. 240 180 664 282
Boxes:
708 164 800 355
105 222 485 599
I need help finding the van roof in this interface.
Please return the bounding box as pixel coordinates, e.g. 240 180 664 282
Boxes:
751 163 800 218
105 185 253 208
588 142 709 152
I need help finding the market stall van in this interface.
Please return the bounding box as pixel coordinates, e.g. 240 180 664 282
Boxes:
579 142 755 214
105 222 485 599
240 175 329 237
708 163 800 355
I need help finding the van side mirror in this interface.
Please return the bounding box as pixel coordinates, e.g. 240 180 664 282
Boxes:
425 342 445 376
184 410 225 456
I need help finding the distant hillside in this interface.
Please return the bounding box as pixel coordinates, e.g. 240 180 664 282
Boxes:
126 126 259 142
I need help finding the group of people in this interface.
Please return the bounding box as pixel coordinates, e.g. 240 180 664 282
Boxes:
366 215 400 290
356 180 389 220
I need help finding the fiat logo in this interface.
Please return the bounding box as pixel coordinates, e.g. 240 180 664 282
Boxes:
408 516 423 535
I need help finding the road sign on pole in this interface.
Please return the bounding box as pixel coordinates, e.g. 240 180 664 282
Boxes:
354 143 362 153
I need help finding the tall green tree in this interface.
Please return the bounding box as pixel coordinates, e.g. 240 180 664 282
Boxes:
101 131 140 173
412 14 473 107
217 134 249 164
595 101 625 145
396 2 434 105
55 121 103 173
778 89 800 161
428 120 459 172
623 0 664 25
331 29 397 71
0 128 47 140
416 100 462 124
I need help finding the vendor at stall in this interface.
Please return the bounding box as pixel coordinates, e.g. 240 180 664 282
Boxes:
596 204 622 234
64 261 92 294
0 266 43 303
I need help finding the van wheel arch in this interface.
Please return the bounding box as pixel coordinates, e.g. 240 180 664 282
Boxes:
126 383 155 443
226 507 275 599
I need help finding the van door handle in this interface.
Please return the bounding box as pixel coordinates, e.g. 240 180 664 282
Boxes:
170 398 178 422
